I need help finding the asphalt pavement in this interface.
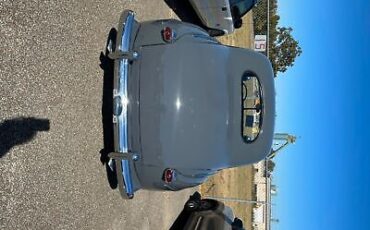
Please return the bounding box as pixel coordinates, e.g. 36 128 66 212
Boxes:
0 1 195 229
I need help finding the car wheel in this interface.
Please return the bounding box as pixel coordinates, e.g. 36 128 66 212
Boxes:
208 28 225 37
185 200 199 212
200 199 218 211
234 18 243 29
231 217 244 228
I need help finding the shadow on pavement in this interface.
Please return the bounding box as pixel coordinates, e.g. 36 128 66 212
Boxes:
99 28 118 189
0 117 50 158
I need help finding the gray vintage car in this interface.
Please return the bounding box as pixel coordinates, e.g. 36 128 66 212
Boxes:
107 10 275 199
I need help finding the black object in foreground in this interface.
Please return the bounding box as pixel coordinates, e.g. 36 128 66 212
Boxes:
170 192 245 230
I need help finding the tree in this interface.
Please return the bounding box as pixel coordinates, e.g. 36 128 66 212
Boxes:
270 27 302 75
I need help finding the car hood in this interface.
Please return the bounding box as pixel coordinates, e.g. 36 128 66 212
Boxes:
138 43 274 169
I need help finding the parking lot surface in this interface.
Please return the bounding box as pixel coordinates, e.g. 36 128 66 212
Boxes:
0 1 194 229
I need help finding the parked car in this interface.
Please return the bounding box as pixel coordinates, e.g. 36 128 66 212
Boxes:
188 0 258 36
170 192 245 230
106 10 275 199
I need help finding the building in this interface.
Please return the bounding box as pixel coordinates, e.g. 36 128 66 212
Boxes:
252 160 272 230
252 133 295 229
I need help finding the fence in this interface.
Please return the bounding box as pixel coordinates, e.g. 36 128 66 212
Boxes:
252 0 270 59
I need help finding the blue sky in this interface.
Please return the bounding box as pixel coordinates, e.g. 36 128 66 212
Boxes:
272 0 370 229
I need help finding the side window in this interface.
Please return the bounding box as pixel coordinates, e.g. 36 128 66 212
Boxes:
242 73 262 142
230 0 255 17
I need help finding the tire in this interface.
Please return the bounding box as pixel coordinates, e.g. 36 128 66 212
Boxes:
185 200 199 212
232 217 244 228
199 199 218 211
234 18 243 29
207 28 225 37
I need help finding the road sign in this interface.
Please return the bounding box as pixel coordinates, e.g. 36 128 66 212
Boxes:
254 35 267 52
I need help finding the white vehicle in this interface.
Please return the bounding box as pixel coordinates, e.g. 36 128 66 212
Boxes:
189 0 257 36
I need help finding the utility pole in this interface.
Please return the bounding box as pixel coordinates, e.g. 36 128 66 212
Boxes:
202 196 271 206
267 0 270 59
267 133 297 159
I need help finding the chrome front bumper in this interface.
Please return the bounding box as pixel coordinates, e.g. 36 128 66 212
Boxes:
109 10 138 199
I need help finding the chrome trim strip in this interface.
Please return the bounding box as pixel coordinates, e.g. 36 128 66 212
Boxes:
194 216 203 230
113 10 136 199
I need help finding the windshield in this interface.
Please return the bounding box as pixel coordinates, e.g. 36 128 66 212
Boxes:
230 0 256 18
242 73 262 143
